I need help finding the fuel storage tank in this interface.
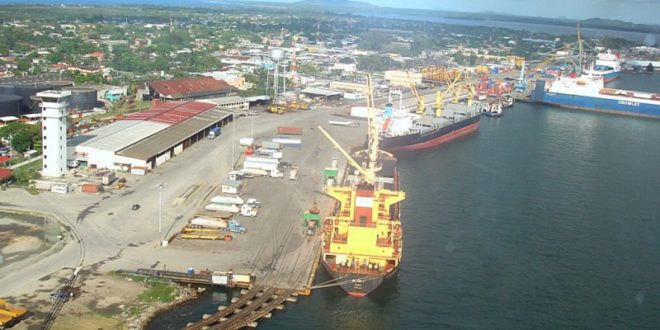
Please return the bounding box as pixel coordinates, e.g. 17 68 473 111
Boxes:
63 87 99 111
0 94 23 117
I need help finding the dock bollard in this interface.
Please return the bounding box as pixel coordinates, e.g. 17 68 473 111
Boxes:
276 304 285 311
286 297 298 303
247 322 259 328
202 314 212 319
218 306 227 311
263 313 272 319
231 297 239 303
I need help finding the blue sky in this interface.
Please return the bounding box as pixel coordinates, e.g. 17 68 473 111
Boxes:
240 0 660 25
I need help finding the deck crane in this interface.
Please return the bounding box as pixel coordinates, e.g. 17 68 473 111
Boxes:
407 71 425 114
433 70 463 118
318 75 380 183
463 71 475 106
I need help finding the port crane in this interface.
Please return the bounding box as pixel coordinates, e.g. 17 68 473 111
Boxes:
406 71 425 114
433 70 463 117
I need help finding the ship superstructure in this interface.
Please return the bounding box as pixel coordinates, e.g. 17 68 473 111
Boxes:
585 51 622 82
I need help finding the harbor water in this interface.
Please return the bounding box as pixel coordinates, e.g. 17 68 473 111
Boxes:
148 73 660 329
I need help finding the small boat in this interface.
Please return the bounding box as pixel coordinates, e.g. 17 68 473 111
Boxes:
482 101 503 117
501 95 514 108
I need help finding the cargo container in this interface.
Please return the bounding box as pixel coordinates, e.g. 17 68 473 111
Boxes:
81 183 102 193
277 126 303 135
102 172 116 185
243 161 278 172
256 148 282 159
246 156 279 165
239 137 254 146
273 138 302 146
50 184 72 194
261 141 281 150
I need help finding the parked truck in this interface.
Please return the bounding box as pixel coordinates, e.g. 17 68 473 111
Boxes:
227 220 247 234
208 127 222 139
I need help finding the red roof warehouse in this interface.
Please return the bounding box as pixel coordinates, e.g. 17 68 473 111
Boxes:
146 76 236 101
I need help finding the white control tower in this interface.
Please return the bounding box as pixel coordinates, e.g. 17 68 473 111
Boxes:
38 90 70 177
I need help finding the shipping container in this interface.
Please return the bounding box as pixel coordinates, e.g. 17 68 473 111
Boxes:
261 141 281 150
277 126 303 135
273 138 302 146
239 138 254 146
81 183 102 193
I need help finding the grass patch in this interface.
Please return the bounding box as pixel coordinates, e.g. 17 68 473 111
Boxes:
138 282 178 303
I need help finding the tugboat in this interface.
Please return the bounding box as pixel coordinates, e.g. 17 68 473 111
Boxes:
318 76 406 296
482 100 503 117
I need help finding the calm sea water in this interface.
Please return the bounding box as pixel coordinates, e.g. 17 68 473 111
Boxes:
149 74 660 329
357 13 658 44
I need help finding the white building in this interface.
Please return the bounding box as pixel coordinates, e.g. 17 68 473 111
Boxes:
200 96 249 111
384 70 422 87
38 90 70 177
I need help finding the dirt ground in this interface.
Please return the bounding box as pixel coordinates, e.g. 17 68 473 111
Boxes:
7 265 194 330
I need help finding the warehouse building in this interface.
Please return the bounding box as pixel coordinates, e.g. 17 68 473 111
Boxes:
146 76 237 101
72 100 233 175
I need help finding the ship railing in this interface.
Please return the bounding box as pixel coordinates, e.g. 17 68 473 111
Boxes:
333 264 384 276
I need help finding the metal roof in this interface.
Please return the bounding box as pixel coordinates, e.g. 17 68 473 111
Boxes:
148 77 234 99
300 87 342 97
77 120 170 152
117 107 233 161
124 101 216 125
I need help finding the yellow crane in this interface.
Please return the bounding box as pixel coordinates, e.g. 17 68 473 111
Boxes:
406 71 425 114
463 71 475 107
433 70 463 117
318 74 380 183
